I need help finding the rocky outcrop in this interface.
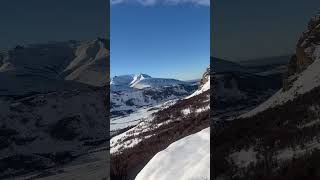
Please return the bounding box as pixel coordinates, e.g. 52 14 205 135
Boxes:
284 14 320 90
199 66 210 89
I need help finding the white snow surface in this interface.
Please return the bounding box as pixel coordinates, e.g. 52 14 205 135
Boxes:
110 100 177 154
111 73 151 86
111 103 162 132
130 74 151 87
135 128 210 180
181 108 191 115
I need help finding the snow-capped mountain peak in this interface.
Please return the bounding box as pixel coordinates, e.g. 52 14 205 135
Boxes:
110 73 152 87
111 73 191 90
130 73 152 87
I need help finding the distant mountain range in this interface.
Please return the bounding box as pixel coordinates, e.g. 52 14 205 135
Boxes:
110 73 198 120
0 38 108 96
111 73 191 89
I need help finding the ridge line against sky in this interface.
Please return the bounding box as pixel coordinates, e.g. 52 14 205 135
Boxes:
111 0 209 6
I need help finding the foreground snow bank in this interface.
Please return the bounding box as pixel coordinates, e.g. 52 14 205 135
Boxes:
135 128 210 180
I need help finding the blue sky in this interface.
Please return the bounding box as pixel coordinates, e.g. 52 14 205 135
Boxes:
0 0 108 49
212 0 320 61
110 0 210 80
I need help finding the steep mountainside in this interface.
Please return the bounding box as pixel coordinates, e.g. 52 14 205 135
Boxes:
213 13 320 180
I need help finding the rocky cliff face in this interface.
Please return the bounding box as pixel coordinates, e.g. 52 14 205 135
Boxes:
199 66 210 90
284 14 320 90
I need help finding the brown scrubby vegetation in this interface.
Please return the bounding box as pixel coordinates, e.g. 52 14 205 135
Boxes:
213 86 320 179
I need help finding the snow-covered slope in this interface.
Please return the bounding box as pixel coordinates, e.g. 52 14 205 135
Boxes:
135 128 210 180
130 74 152 87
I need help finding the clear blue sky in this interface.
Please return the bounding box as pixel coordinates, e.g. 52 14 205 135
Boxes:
0 0 108 49
110 1 210 80
212 0 320 61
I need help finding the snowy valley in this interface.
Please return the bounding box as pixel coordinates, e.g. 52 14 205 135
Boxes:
110 73 198 134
